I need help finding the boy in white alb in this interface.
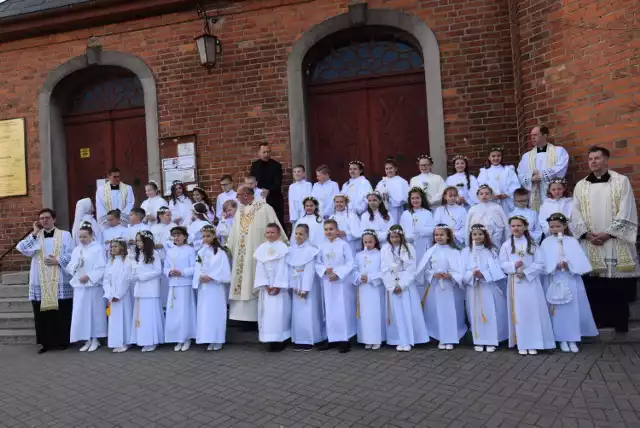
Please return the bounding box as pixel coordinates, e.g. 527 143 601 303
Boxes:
312 164 340 219
102 210 127 257
126 208 150 253
216 174 237 219
245 176 265 202
509 188 543 244
288 165 313 226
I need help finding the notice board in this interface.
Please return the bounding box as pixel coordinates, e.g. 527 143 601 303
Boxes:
159 135 198 196
0 118 27 198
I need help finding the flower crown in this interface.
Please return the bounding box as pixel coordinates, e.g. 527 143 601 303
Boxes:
172 180 183 186
333 193 350 203
201 224 216 232
110 236 127 244
388 226 405 235
434 223 453 231
361 229 378 238
158 206 170 213
549 177 567 186
148 179 159 186
546 212 569 223
302 196 319 206
489 146 504 153
192 184 205 193
470 224 487 232
366 191 383 200
349 160 365 169
79 221 93 229
452 154 468 162
409 186 426 195
170 226 188 235
417 154 433 163
138 230 154 240
508 215 529 226
476 183 494 194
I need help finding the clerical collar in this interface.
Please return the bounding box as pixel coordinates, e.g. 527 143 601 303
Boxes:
43 229 55 238
110 184 119 190
586 171 610 183
536 144 548 153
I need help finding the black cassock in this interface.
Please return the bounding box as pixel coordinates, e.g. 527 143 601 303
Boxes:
250 159 285 225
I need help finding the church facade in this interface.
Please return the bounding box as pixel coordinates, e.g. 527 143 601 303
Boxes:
0 0 637 268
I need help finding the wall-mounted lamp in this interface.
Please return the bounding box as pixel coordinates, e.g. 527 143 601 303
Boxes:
195 4 222 70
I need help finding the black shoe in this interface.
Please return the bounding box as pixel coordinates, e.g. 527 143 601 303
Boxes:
339 342 351 354
58 345 68 351
316 342 330 351
267 342 285 353
37 347 48 354
300 344 312 352
293 344 304 352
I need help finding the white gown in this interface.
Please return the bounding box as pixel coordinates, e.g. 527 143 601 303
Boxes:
382 244 430 347
129 253 165 346
359 211 395 244
292 214 325 248
103 257 133 349
287 242 326 345
540 235 598 342
164 245 197 343
446 173 479 207
193 246 230 345
409 173 446 208
465 202 509 248
315 238 356 342
499 237 555 350
254 241 292 342
509 207 543 244
169 195 194 227
433 204 467 246
400 208 434 265
353 248 386 345
67 241 107 342
341 176 373 216
288 180 313 223
216 190 237 218
417 244 467 343
329 210 361 255
477 165 521 213
312 180 340 219
462 246 508 346
539 197 573 236
188 219 211 252
141 195 167 226
375 176 409 224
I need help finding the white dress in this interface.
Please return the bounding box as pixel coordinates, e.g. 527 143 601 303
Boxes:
141 195 167 226
193 246 231 345
254 241 292 342
215 190 237 218
382 244 430 346
375 176 409 224
540 235 598 342
188 219 211 252
539 197 573 236
312 180 340 219
129 253 165 346
409 173 446 208
399 208 434 264
465 202 509 248
433 204 468 246
315 238 356 342
287 242 326 345
359 211 395 244
67 241 107 342
103 257 133 348
509 207 543 244
417 244 467 343
341 176 373 216
499 237 555 350
288 180 313 223
164 245 197 343
462 246 508 346
353 248 386 345
169 195 194 227
446 173 479 207
292 214 325 248
329 210 361 255
477 165 521 213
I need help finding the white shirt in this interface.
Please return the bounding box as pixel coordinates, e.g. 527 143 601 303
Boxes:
216 190 237 218
409 173 446 208
288 180 313 223
312 180 340 218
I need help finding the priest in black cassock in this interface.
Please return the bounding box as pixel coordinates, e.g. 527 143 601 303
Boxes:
250 143 285 226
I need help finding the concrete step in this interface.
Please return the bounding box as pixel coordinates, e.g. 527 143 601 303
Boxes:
0 285 29 299
584 321 640 344
631 300 640 321
0 329 35 345
0 297 31 312
0 313 34 330
1 271 28 286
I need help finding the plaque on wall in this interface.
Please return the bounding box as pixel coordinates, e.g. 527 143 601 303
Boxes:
0 118 27 198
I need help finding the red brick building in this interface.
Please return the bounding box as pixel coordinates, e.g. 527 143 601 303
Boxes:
0 0 638 268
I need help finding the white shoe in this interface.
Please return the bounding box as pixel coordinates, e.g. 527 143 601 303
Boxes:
445 344 454 350
206 344 215 351
569 342 579 353
474 346 484 352
438 344 446 350
396 345 403 352
114 346 128 353
146 345 156 352
141 346 149 352
486 346 496 353
403 346 412 352
371 344 380 350
87 339 100 352
528 349 538 355
559 341 570 352
181 340 191 352
212 343 223 351
174 343 183 352
519 349 527 355
79 341 91 352
365 344 372 350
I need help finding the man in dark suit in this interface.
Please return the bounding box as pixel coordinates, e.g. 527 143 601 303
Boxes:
250 143 285 226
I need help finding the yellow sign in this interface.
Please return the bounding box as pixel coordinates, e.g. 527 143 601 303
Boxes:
0 118 27 198
80 148 91 158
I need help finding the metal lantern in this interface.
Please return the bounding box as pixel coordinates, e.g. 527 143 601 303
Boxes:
195 4 222 69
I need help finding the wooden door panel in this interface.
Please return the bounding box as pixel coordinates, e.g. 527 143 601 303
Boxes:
112 111 148 205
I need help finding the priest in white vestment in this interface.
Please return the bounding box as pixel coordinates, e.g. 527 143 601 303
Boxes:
572 146 639 332
96 168 135 230
517 126 569 211
227 185 286 322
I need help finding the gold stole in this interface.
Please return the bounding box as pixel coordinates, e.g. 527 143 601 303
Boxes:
528 144 556 211
232 201 263 296
102 181 129 211
37 229 63 311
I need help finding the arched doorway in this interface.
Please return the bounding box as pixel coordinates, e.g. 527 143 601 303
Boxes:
305 27 429 184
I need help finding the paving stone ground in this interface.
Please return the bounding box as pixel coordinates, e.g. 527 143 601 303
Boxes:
0 341 639 428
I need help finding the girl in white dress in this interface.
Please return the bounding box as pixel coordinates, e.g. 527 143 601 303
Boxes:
103 238 133 353
287 224 325 351
129 230 164 352
539 178 574 236
67 223 107 352
330 194 361 255
71 198 101 247
375 157 409 223
151 207 175 308
540 213 598 353
433 187 467 247
465 184 509 248
446 155 479 207
382 225 430 352
168 180 194 227
409 154 446 208
417 224 466 349
360 192 395 244
499 215 555 355
194 225 230 351
102 210 127 258
291 196 325 247
341 160 373 216
192 185 216 223
140 180 166 226
254 223 291 352
353 230 385 350
462 224 508 353
400 187 434 264
316 219 355 353
164 226 197 352
478 147 521 214
188 202 212 252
